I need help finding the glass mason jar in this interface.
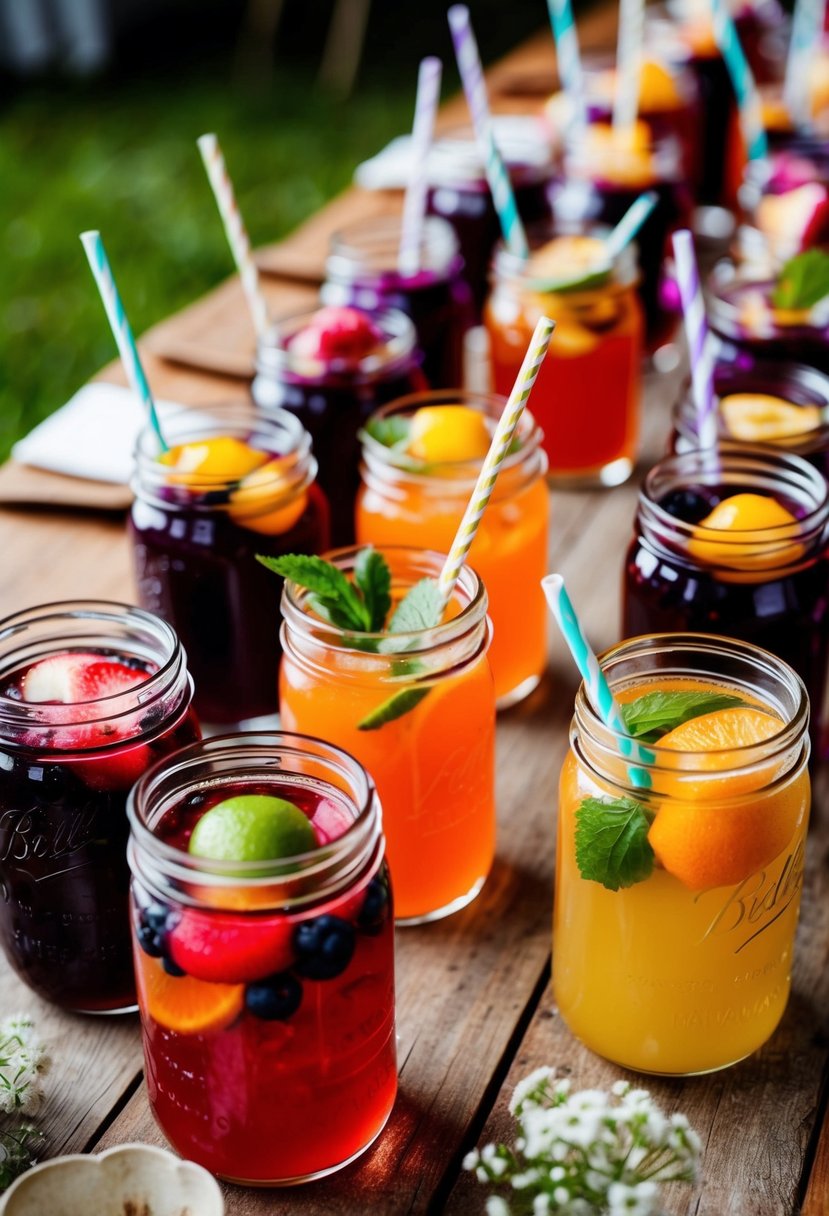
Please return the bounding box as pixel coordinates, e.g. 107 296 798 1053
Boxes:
707 264 829 375
128 733 395 1185
550 124 693 351
425 123 556 316
252 307 426 547
130 405 330 729
0 600 198 1013
671 358 829 478
556 633 810 1075
280 547 495 924
485 229 643 486
356 390 548 706
737 139 829 266
623 446 829 753
321 215 474 389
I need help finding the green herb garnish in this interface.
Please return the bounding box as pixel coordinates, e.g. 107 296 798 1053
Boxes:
621 690 746 743
357 687 431 731
257 553 372 631
574 796 655 891
771 249 829 311
353 546 391 631
364 415 411 449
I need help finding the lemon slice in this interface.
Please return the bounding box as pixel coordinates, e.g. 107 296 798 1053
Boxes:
720 393 821 441
526 235 611 294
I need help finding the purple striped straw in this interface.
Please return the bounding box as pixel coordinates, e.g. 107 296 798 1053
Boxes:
672 229 718 448
398 57 442 275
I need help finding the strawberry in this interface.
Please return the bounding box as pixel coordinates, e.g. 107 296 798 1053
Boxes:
168 908 295 984
22 652 146 705
289 306 382 363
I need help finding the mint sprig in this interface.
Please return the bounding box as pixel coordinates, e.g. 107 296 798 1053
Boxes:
353 547 391 631
364 415 411 449
621 690 746 743
575 796 655 891
772 249 829 311
258 553 371 631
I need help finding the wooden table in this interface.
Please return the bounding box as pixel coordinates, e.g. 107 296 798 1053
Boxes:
2 16 829 1216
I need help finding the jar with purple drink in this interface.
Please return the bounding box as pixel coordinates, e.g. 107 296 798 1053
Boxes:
550 122 692 351
252 305 425 546
425 121 556 314
321 215 473 388
130 405 329 729
708 263 829 374
671 359 829 477
738 139 829 266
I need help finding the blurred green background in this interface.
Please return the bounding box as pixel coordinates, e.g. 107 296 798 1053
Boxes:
0 0 556 462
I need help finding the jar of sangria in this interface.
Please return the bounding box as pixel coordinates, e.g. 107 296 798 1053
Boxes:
556 632 809 1075
549 122 692 351
280 547 495 924
252 306 425 547
128 733 396 1184
671 358 829 477
623 446 829 753
321 215 474 388
425 121 556 315
707 264 829 374
356 391 548 706
736 139 829 266
0 600 199 1013
130 405 329 730
485 228 643 486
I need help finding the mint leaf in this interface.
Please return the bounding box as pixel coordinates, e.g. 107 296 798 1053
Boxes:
353 547 391 631
257 553 370 631
575 796 654 891
621 691 746 743
357 686 430 730
772 250 829 311
364 415 411 449
388 578 443 634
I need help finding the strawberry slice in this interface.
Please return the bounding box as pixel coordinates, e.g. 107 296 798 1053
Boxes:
290 306 382 362
22 652 146 704
168 908 295 984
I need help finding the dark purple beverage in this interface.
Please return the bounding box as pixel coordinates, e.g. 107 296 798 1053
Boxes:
322 215 473 388
130 407 329 728
0 602 199 1012
708 268 829 374
624 447 829 751
252 307 425 546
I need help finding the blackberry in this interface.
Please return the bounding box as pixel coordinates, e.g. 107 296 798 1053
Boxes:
245 973 303 1020
162 956 186 978
293 915 356 980
136 902 175 958
659 488 719 524
358 875 390 935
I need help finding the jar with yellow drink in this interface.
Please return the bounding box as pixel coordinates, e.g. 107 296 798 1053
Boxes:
555 632 810 1075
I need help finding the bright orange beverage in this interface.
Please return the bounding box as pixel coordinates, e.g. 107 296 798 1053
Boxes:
555 634 810 1075
279 548 496 923
356 392 549 706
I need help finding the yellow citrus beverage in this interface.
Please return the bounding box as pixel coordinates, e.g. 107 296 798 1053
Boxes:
554 634 810 1075
278 547 496 924
356 392 549 705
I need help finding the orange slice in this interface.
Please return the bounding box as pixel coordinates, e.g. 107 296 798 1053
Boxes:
648 707 798 890
686 493 804 571
159 436 268 485
228 459 308 535
638 60 682 111
719 393 821 442
582 121 655 188
136 952 244 1034
407 405 491 463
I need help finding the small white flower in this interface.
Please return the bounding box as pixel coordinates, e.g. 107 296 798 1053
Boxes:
532 1195 551 1215
510 1067 555 1114
611 1080 631 1096
550 1165 566 1182
553 1185 570 1205
485 1197 511 1216
463 1150 480 1171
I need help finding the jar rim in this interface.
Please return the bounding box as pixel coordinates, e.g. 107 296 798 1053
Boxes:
256 306 417 380
328 214 461 281
707 267 829 336
491 222 640 291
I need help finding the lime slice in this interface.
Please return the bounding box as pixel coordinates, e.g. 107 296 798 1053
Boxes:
188 795 317 864
525 235 612 294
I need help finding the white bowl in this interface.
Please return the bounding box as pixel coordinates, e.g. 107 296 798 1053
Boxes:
0 1143 225 1216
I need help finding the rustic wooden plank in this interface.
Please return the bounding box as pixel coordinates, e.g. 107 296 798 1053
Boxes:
803 1080 829 1216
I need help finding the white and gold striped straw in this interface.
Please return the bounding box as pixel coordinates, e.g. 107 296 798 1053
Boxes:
197 132 270 338
436 315 555 611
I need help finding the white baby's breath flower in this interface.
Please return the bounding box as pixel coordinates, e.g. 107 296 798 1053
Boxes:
552 1185 570 1205
463 1149 480 1171
607 1179 660 1215
510 1067 555 1114
485 1197 511 1216
532 1194 551 1215
0 1017 51 1115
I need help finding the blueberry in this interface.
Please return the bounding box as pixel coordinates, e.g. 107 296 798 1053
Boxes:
293 915 356 980
358 876 390 935
162 956 186 978
659 489 719 524
245 972 303 1020
143 903 172 933
136 923 164 958
137 903 177 957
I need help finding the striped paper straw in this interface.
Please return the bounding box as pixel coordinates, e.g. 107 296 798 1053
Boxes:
710 0 768 162
784 0 825 125
398 57 443 276
436 315 554 611
545 0 586 127
604 190 658 261
541 573 652 786
672 229 718 448
80 230 167 451
614 0 645 131
197 133 269 338
447 5 529 259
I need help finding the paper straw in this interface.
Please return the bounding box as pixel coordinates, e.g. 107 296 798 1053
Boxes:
604 190 658 260
784 0 825 125
447 5 529 259
436 315 554 610
614 0 645 131
80 230 167 451
672 229 718 448
541 574 652 785
545 0 586 127
197 133 269 338
398 57 442 275
710 0 768 161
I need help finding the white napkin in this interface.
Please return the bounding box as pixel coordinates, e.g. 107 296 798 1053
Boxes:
12 384 213 485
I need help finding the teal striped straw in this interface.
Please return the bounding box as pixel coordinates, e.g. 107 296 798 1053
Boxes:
545 0 586 127
80 231 167 451
542 574 652 787
710 0 768 162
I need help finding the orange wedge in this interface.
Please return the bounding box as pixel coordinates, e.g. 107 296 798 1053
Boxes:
228 459 308 535
407 405 491 463
638 60 682 111
136 953 244 1035
159 437 268 486
686 492 804 571
720 393 821 442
